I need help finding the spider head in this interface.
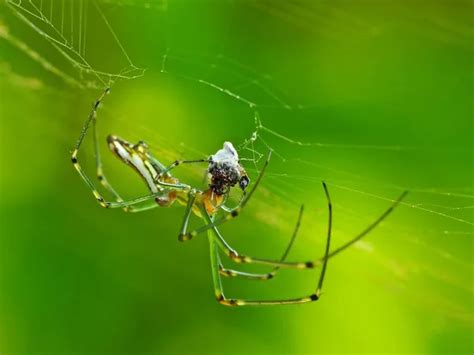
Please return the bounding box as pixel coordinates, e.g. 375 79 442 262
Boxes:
208 142 249 196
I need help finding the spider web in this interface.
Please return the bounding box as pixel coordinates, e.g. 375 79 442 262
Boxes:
158 49 473 226
3 0 145 89
3 0 471 225
152 46 472 326
2 0 472 332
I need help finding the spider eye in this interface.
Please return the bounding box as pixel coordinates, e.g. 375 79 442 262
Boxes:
239 176 250 190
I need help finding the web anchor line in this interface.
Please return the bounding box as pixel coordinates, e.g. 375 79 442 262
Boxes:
5 0 145 88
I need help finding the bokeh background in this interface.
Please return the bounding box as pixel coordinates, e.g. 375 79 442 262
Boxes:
0 0 472 354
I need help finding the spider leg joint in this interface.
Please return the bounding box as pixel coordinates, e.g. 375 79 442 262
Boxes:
178 233 193 242
229 252 250 264
217 297 239 307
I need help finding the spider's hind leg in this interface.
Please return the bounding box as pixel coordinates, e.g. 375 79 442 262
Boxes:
207 184 332 306
218 204 305 281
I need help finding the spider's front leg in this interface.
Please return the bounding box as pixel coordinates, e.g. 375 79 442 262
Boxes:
71 88 185 211
156 158 210 182
91 95 140 212
71 88 117 209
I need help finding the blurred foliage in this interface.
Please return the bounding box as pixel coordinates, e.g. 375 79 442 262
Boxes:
0 0 472 354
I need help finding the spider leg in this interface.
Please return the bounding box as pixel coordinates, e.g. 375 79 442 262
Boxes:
71 88 189 210
156 159 210 181
219 191 247 213
206 183 407 271
93 116 122 201
218 265 274 280
182 150 272 241
209 234 225 300
91 181 193 210
208 184 332 306
218 204 304 280
312 189 409 266
91 100 146 213
203 185 407 269
178 191 197 239
72 88 116 208
125 201 165 213
202 203 314 270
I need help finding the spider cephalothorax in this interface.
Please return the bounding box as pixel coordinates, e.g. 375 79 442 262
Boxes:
208 142 249 195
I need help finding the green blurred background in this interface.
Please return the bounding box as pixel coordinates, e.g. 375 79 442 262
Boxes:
0 0 472 354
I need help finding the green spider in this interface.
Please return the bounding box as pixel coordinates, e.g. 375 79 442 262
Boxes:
71 88 408 306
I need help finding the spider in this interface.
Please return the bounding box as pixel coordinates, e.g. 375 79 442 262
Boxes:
71 88 408 306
